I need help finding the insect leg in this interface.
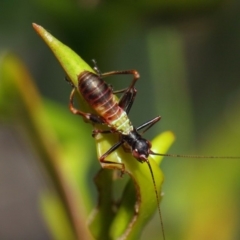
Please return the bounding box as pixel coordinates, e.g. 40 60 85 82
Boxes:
102 71 139 113
99 141 126 175
106 70 139 113
136 116 161 133
94 67 140 113
92 129 113 137
69 87 119 136
69 88 105 124
65 76 74 87
118 87 137 114
113 88 129 94
92 60 140 90
101 69 140 90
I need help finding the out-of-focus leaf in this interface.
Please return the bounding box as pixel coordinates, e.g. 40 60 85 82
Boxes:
40 191 76 240
0 53 92 240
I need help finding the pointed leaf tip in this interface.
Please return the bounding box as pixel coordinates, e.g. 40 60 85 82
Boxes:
32 23 94 86
32 22 38 28
32 23 42 33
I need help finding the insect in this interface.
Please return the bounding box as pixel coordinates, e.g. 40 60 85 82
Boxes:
68 61 167 238
68 61 240 240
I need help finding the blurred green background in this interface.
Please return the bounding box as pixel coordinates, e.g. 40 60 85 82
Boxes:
1 0 240 239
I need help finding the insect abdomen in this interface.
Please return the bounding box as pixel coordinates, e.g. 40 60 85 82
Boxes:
78 71 133 134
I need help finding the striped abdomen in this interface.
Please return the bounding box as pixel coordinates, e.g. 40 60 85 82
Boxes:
78 71 133 135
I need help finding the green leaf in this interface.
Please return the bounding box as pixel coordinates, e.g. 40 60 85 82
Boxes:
32 23 175 239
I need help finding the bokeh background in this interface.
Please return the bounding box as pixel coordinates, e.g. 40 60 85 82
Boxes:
1 0 240 239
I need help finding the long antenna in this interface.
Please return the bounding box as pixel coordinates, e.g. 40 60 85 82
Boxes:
150 152 240 159
146 159 165 240
147 151 240 240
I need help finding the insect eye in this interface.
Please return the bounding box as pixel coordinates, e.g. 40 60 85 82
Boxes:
132 149 140 159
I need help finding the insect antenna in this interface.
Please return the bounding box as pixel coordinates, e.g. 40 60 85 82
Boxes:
145 158 165 240
149 152 240 159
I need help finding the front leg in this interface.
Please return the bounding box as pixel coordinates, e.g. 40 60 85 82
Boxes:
136 116 161 134
99 141 126 176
